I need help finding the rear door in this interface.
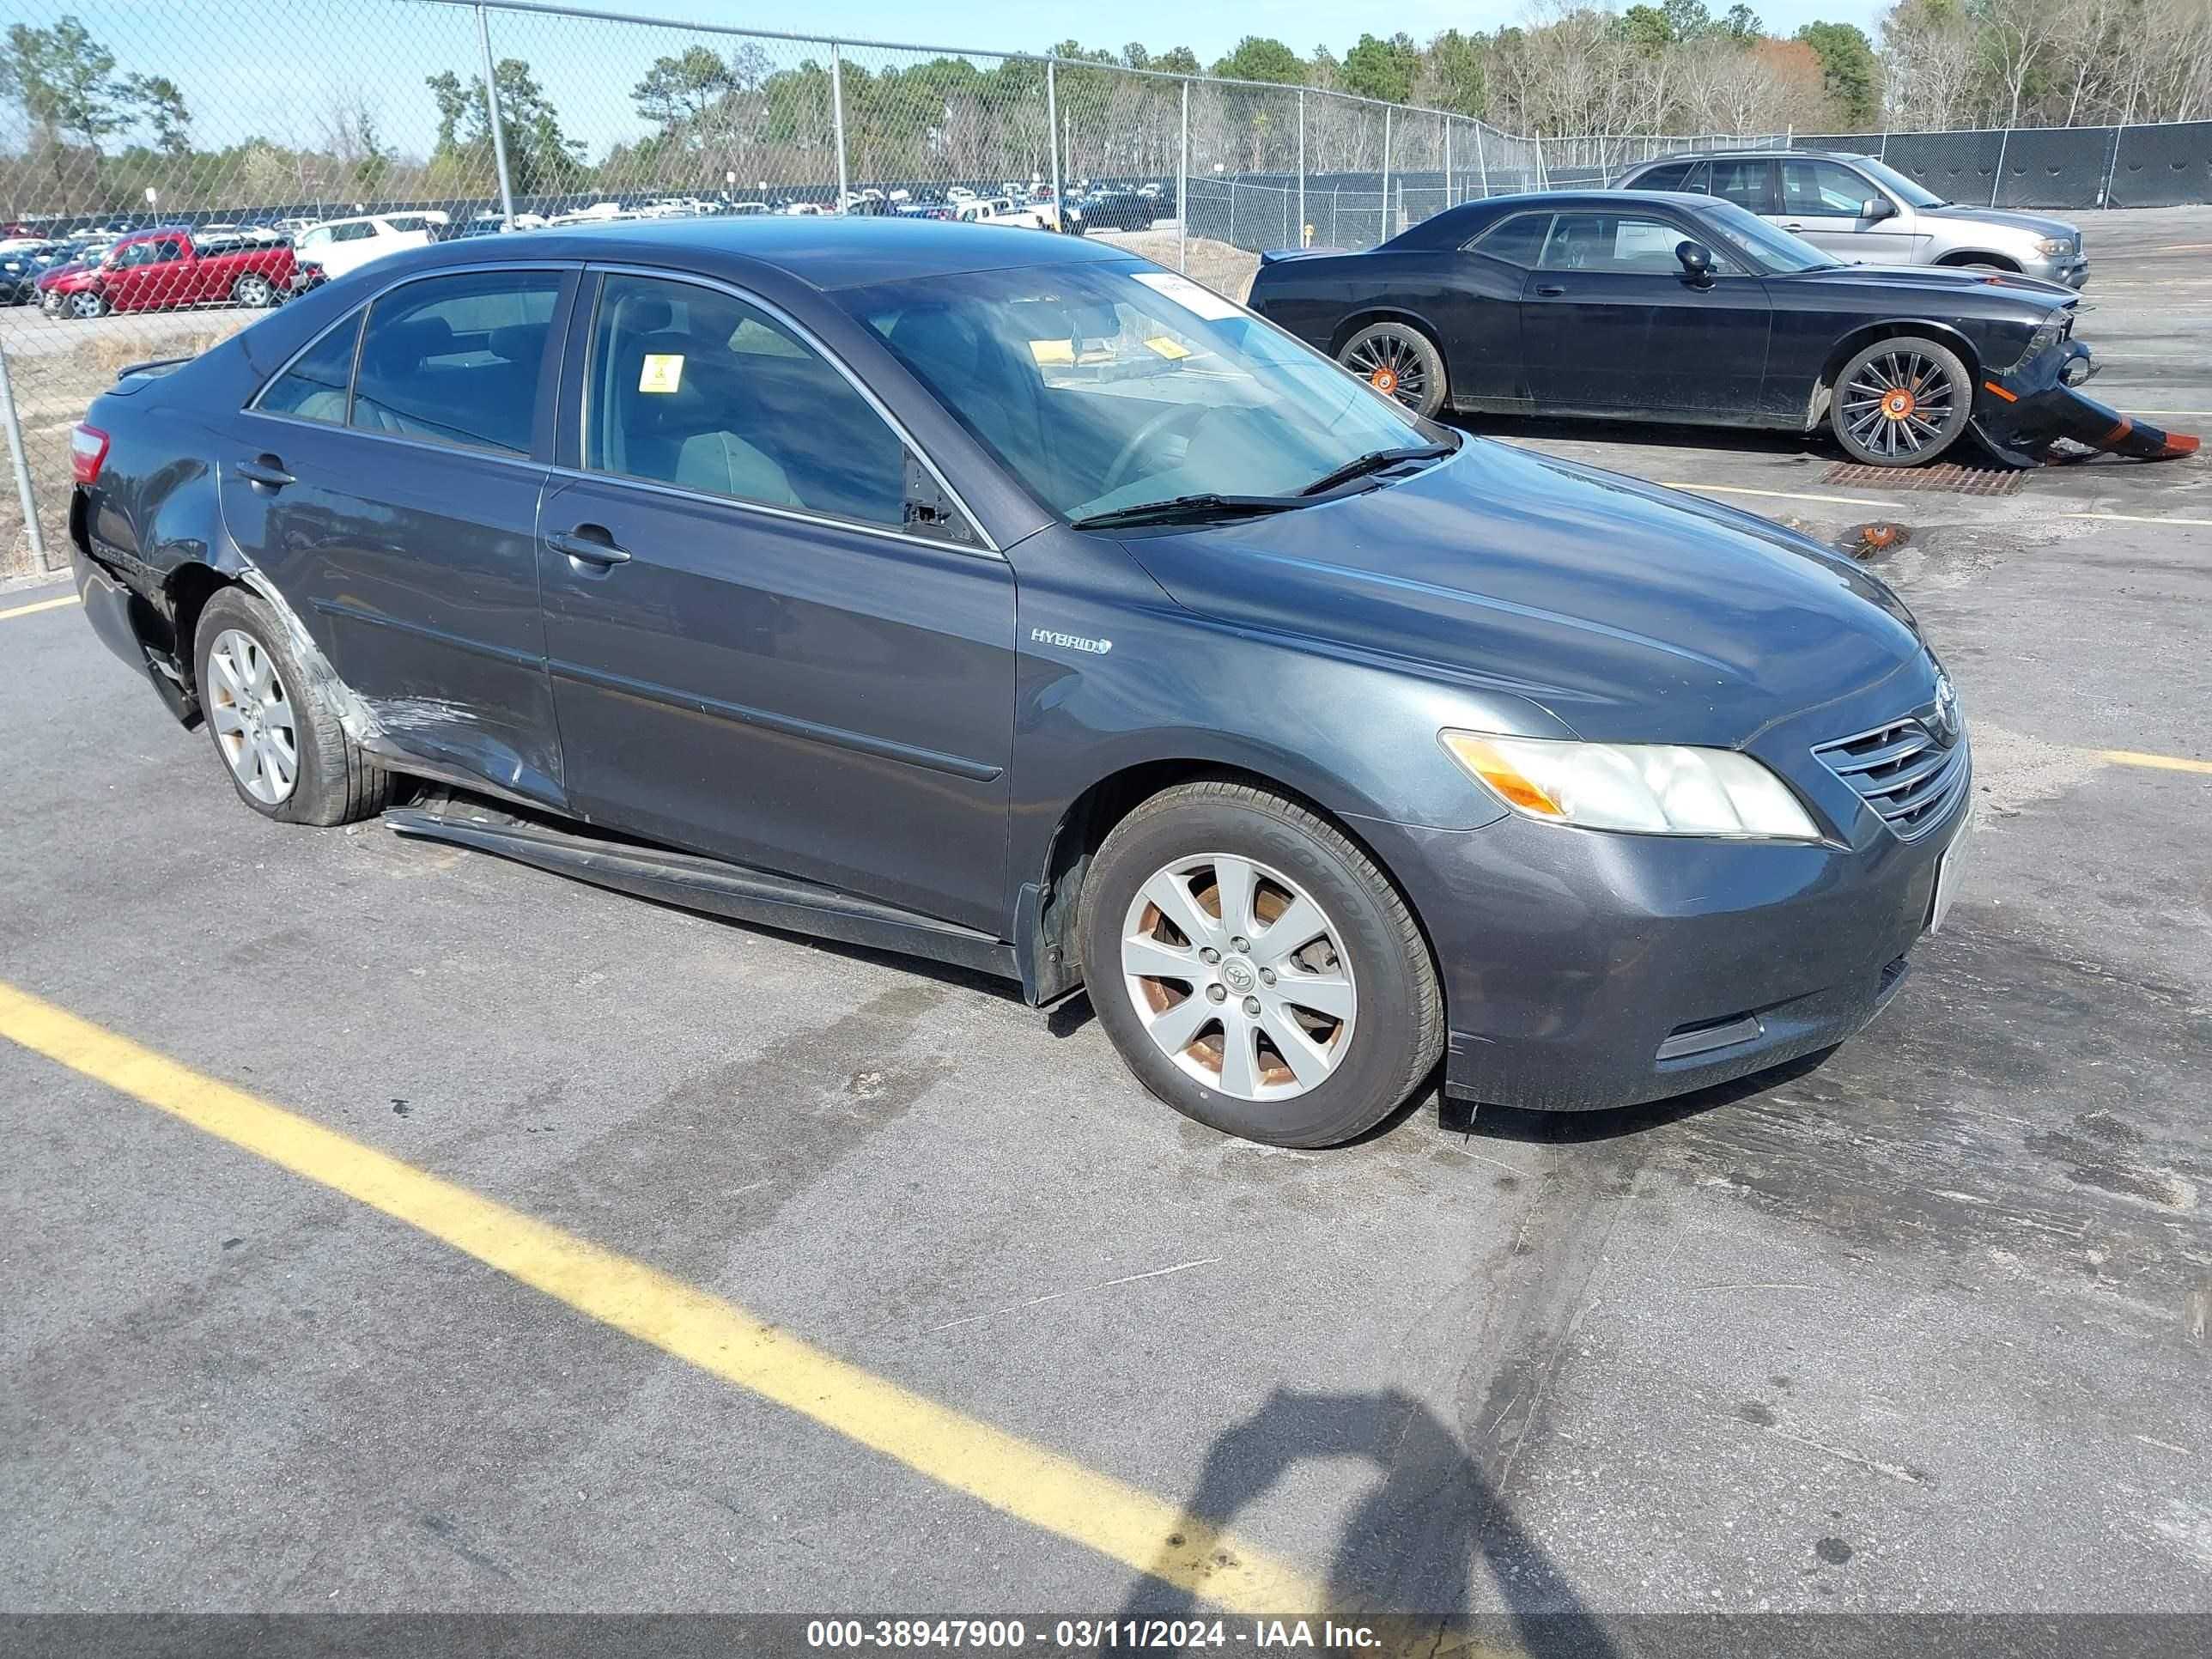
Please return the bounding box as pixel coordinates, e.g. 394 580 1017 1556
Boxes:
1439 210 1552 404
221 264 575 804
535 269 1015 932
1521 207 1771 417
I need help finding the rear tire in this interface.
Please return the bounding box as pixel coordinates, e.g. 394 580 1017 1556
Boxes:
1338 320 1448 418
194 586 392 826
1080 781 1443 1148
1830 335 1972 467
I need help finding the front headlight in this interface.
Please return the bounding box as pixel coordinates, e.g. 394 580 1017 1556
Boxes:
2035 236 2072 257
1441 731 1822 841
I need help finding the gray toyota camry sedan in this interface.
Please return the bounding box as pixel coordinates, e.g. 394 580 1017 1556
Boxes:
67 216 1970 1147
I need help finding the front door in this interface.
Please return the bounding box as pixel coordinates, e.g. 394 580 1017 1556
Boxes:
536 270 1015 933
1520 208 1771 418
221 265 574 802
1778 159 1914 265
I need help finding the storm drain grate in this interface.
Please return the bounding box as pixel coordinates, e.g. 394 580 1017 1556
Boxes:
1821 462 2027 495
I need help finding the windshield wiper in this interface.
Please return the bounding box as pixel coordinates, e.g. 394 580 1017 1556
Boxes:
1071 493 1299 530
1297 442 1455 497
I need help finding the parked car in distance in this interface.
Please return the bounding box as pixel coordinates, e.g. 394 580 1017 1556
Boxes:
292 214 436 280
40 226 295 319
1246 190 2111 465
1077 188 1159 233
1 240 79 304
1618 149 2087 288
70 216 1971 1148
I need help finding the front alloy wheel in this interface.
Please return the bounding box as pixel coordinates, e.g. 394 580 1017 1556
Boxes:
1121 853 1358 1101
1832 336 1971 465
66 290 106 320
1081 781 1443 1147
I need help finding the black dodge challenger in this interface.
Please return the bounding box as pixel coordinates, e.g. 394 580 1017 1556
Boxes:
1247 190 2195 467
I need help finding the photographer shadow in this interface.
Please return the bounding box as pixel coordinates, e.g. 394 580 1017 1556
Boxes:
1118 1387 1616 1656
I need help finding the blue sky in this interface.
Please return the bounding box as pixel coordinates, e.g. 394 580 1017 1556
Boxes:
55 0 1892 159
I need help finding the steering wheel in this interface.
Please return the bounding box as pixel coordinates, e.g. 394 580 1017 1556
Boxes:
1100 404 1210 497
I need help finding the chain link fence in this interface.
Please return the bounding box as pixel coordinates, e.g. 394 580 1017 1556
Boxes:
2 0 2209 578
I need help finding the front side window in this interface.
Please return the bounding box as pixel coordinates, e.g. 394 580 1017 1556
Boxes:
841 260 1432 524
1783 161 1875 216
258 310 363 422
1539 213 1701 274
585 273 905 527
349 270 560 454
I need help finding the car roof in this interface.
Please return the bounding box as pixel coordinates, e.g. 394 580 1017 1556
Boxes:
398 214 1135 291
1627 149 1870 167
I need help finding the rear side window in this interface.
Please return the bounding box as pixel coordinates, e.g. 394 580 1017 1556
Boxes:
257 310 363 422
1707 159 1776 214
1629 161 1692 191
349 270 561 455
584 272 905 527
1468 212 1552 266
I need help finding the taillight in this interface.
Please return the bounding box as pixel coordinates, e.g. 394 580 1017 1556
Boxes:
70 422 109 484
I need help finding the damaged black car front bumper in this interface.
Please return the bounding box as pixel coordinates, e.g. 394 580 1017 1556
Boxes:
1977 338 2200 465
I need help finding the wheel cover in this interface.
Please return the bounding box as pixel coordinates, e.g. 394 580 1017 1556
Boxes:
205 628 299 805
239 277 268 302
1841 349 1960 459
68 292 100 318
1120 853 1358 1103
1346 331 1426 410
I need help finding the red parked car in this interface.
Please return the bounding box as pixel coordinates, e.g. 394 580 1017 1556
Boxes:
39 226 295 320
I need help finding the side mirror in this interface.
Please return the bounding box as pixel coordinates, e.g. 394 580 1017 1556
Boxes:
1861 197 1896 222
1675 240 1715 281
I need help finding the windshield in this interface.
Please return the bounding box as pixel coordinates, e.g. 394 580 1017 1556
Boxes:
1696 199 1838 273
840 261 1437 522
1853 155 1947 210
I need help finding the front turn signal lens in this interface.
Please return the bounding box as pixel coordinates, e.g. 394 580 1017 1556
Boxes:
1440 730 1823 841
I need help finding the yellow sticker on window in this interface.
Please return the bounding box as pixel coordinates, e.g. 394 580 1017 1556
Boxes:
1144 336 1191 360
638 353 684 393
1027 339 1075 365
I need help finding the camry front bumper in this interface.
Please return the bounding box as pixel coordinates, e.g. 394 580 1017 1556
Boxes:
1978 340 2199 465
1348 743 1970 1113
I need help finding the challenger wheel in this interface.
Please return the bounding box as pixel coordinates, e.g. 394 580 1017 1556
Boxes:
1832 336 1972 466
1082 781 1443 1148
194 586 392 826
1339 321 1447 417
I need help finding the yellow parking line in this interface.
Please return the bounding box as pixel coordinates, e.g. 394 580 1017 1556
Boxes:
1659 482 1903 509
2060 513 2212 527
0 592 76 622
0 981 1323 1614
2100 749 2212 775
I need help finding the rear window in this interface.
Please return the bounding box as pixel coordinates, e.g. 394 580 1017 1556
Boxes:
257 310 363 422
348 270 561 454
1468 211 1552 267
1629 161 1693 191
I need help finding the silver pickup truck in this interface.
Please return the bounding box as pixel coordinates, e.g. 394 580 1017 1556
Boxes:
1617 149 2088 289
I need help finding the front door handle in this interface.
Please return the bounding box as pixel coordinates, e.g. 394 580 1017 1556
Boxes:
549 526 630 568
1533 284 1567 297
1782 222 1806 231
235 455 294 489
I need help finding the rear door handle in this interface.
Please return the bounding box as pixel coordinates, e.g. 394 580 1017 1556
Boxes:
1533 284 1566 297
549 527 630 568
235 456 294 489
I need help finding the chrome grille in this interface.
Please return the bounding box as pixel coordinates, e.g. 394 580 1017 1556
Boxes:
1813 718 1967 840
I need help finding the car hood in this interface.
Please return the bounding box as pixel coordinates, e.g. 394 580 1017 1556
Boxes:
1114 440 1929 749
1783 262 2076 309
1921 203 2078 242
38 260 95 289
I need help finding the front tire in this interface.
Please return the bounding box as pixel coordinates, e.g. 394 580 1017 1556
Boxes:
232 273 276 307
1081 781 1443 1148
194 586 392 826
66 290 108 320
1338 320 1448 418
1831 335 1972 466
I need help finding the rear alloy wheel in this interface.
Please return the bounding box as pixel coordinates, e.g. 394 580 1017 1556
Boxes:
194 586 392 826
231 272 275 307
1339 321 1447 418
1832 336 1972 466
1082 781 1443 1147
66 290 107 320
